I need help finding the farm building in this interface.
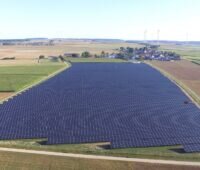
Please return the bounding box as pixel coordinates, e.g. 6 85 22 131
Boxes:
108 54 118 59
64 53 80 58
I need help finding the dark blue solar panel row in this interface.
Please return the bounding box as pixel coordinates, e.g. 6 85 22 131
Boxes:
111 137 200 149
184 143 200 153
0 63 200 152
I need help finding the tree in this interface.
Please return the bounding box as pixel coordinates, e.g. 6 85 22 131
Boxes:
59 55 65 62
126 47 134 54
119 47 125 52
81 51 91 58
101 51 106 58
39 55 45 60
38 55 45 63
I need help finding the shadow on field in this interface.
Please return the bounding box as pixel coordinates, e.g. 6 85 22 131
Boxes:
37 140 48 145
169 147 186 154
97 143 111 149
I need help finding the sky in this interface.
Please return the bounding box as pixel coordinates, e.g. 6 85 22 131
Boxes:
0 0 200 41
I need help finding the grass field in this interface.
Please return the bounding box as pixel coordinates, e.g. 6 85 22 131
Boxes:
2 151 199 170
0 64 65 92
192 60 200 65
0 61 66 102
1 139 200 162
160 44 200 61
65 57 127 63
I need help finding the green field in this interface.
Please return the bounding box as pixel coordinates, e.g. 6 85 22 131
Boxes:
0 64 66 92
1 151 195 170
1 139 200 162
160 44 200 61
65 57 127 63
0 58 126 93
0 151 135 170
192 59 200 65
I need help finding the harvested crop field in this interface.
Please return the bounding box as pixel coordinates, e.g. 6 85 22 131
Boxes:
150 60 200 97
0 42 141 59
0 42 140 66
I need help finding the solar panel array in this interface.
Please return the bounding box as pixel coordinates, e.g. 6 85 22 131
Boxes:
0 63 200 152
184 143 200 153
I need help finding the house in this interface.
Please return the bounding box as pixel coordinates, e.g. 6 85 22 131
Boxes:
108 54 117 59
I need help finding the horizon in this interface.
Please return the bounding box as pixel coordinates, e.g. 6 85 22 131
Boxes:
0 0 200 41
1 37 200 42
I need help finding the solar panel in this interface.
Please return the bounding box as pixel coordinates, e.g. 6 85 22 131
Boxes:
0 63 200 151
184 143 200 153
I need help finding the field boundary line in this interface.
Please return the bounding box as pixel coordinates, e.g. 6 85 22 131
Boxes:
146 61 200 108
0 147 200 166
0 62 71 104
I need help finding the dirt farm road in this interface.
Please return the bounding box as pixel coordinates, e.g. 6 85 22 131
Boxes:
0 147 199 167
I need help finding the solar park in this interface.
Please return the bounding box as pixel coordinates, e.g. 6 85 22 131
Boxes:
0 62 200 153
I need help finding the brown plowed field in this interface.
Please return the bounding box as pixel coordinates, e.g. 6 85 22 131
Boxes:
0 92 13 101
151 60 200 96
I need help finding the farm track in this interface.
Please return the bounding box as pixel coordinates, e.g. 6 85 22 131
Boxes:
0 147 200 167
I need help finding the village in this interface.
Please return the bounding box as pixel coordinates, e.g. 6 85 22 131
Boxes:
109 45 181 61
1 43 181 63
49 45 181 62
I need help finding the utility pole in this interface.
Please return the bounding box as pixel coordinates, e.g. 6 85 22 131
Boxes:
186 32 189 45
144 30 148 44
157 29 160 46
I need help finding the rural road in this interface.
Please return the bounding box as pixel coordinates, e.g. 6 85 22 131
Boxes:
0 147 199 167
